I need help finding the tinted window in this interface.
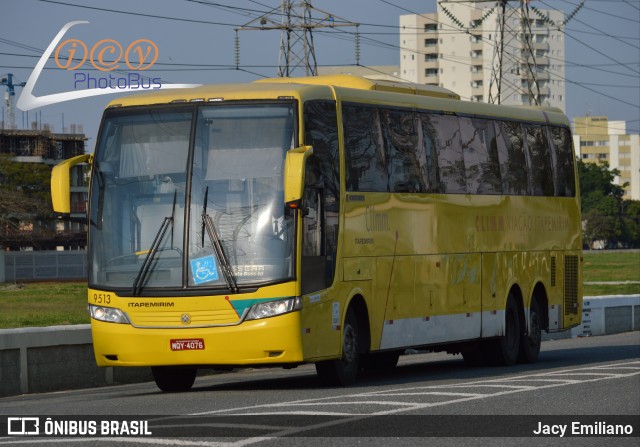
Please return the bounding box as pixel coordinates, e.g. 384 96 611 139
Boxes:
460 117 502 194
344 106 387 192
525 124 554 196
382 110 425 193
549 126 576 197
344 103 571 199
495 121 528 195
418 114 441 192
429 114 465 193
303 100 340 292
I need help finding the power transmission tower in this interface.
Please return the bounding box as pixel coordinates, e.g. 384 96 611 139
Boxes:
439 0 583 105
488 1 539 105
235 1 359 77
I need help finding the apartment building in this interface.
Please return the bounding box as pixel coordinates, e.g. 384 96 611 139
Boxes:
400 0 565 109
573 116 640 200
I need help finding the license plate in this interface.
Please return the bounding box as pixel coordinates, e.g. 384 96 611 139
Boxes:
170 338 205 351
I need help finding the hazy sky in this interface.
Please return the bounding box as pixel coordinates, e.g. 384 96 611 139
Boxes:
1 0 639 148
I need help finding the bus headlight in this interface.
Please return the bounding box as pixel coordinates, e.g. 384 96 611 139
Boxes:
88 304 130 324
245 297 301 321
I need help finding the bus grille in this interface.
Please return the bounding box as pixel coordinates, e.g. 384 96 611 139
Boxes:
564 255 579 315
128 309 241 328
551 256 557 287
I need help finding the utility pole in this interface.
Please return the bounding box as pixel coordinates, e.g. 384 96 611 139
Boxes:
235 1 359 77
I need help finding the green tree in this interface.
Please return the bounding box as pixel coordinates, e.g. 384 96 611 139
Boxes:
577 160 627 248
621 200 640 247
578 160 625 211
583 196 622 248
0 155 55 248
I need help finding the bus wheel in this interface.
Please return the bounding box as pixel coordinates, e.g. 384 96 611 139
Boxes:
518 298 542 363
151 366 197 392
315 308 360 386
489 295 520 366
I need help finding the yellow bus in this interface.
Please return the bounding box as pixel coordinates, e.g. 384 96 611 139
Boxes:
52 75 582 391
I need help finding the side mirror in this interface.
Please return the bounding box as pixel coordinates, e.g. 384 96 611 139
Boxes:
51 154 92 215
283 145 313 206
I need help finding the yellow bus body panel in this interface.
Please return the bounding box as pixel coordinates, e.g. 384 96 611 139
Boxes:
89 286 303 367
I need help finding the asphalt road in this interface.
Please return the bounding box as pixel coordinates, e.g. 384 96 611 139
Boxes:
1 331 639 446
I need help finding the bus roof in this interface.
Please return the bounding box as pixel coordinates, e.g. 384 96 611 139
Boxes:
254 75 461 100
105 75 569 127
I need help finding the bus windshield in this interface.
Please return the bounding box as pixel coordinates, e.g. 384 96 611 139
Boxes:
89 103 296 294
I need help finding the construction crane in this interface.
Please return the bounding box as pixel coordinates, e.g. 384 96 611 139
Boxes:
1 73 26 130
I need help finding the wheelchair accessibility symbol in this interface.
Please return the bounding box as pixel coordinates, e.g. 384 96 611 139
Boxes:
190 255 219 285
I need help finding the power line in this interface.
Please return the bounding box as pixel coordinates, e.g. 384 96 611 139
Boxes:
9 0 639 120
558 0 640 22
35 0 241 27
620 0 640 12
537 0 640 75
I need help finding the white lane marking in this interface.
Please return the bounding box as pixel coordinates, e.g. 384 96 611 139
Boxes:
362 392 489 397
188 361 640 419
266 401 417 407
220 360 640 446
3 361 638 446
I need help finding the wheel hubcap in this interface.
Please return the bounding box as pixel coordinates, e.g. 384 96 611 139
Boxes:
529 311 541 345
343 324 357 362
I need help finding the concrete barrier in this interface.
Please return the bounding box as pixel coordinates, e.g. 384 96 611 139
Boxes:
1 295 638 397
0 325 151 397
572 295 640 337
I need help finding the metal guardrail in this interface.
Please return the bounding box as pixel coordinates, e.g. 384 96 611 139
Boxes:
0 251 87 282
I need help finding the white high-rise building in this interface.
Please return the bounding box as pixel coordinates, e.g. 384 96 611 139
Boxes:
400 1 566 110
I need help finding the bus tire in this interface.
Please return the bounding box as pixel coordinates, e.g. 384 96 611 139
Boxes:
489 294 520 366
315 308 360 386
518 298 542 364
151 366 197 392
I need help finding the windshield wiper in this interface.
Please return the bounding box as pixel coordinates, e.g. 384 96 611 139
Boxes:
202 187 239 293
132 190 176 296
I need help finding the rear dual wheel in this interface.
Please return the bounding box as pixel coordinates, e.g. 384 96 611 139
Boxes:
519 298 542 363
487 294 520 366
463 294 542 367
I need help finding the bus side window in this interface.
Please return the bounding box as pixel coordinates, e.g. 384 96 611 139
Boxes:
343 105 387 192
549 126 576 197
525 124 554 196
301 186 326 293
302 100 340 294
431 114 466 194
419 114 442 193
495 121 529 195
382 110 425 193
460 117 502 194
